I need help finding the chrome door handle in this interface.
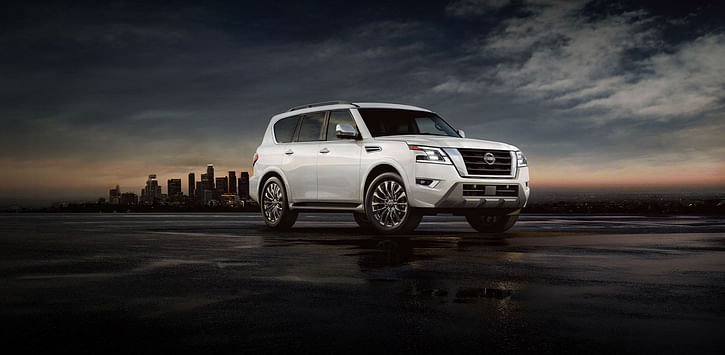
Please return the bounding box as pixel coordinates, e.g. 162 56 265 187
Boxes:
319 147 330 154
285 149 294 155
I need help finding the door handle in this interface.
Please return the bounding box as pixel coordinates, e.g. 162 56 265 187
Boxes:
284 149 294 155
319 147 330 154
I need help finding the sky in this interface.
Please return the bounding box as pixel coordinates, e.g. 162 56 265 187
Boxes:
1 0 724 205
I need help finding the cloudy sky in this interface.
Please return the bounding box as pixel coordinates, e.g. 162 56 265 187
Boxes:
2 0 724 205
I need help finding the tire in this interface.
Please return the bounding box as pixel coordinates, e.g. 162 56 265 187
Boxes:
465 212 519 235
365 172 422 234
260 177 297 230
353 212 373 230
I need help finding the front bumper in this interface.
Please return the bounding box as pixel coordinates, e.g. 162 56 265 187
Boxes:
408 162 530 209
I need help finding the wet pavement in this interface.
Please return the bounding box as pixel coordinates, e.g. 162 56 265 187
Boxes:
1 213 724 354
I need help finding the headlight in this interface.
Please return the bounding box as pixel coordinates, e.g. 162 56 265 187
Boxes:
409 145 452 164
516 151 528 167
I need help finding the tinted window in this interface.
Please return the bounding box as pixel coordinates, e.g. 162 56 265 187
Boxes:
358 108 460 137
297 112 326 142
274 116 299 143
326 110 357 140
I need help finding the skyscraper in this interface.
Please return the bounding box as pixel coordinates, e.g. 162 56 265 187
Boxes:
188 172 195 198
228 171 237 195
109 185 120 204
143 174 161 203
216 177 228 195
200 173 212 201
239 171 250 199
201 173 211 190
207 164 215 190
195 181 205 201
120 192 138 205
168 179 182 200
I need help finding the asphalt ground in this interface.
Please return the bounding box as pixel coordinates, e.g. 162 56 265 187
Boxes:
1 213 724 354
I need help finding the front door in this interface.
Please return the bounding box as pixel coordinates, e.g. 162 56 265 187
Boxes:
317 110 362 203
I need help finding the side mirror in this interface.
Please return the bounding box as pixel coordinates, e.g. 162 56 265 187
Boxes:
336 123 357 139
457 129 466 138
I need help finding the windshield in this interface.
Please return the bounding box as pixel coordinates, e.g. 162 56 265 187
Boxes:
358 108 460 138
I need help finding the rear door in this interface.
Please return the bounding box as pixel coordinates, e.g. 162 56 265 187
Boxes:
317 110 363 203
282 111 325 202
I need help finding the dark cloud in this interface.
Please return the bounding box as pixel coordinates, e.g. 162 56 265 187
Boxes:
1 0 724 203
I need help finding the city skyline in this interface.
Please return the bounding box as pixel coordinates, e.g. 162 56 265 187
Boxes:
106 164 252 204
1 1 724 207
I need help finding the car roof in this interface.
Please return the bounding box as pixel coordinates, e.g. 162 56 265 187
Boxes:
271 102 433 121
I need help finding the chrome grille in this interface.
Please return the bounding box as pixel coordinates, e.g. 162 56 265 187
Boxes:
457 149 513 176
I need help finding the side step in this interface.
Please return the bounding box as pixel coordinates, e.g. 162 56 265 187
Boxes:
290 202 362 211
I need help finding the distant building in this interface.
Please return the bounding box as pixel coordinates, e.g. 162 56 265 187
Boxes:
188 173 195 198
195 181 207 201
168 179 182 200
142 174 162 204
109 185 121 205
202 189 214 206
216 177 228 195
239 172 250 199
220 193 240 206
228 171 237 195
207 164 215 190
120 192 138 205
201 173 211 191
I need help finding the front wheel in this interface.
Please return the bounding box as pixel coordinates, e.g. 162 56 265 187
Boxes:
365 172 422 234
260 177 297 230
465 212 519 234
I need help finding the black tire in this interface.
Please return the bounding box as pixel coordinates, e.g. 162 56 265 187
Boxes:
353 212 373 230
260 177 297 230
365 172 422 234
465 212 519 235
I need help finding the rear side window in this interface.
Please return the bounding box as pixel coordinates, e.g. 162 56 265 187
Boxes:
274 116 299 143
297 112 326 142
326 110 357 140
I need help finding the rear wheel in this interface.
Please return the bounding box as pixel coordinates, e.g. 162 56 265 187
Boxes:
365 172 422 234
465 211 519 235
260 177 297 230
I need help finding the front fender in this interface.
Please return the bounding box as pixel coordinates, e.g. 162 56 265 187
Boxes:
359 157 413 199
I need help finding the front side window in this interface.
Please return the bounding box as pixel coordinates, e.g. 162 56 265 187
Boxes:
358 108 460 138
326 110 357 140
274 116 299 143
296 112 326 142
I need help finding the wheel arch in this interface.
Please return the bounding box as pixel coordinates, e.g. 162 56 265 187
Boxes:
361 163 406 200
258 168 292 204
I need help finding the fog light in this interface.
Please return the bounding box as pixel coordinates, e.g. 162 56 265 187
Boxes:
416 179 433 185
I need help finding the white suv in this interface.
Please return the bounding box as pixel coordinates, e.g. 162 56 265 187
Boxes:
250 102 530 235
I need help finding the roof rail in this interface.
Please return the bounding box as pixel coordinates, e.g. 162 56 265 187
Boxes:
287 101 357 112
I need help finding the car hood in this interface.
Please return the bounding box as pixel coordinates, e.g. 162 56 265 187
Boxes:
374 135 519 151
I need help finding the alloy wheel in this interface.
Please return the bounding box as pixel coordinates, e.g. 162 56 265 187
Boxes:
263 182 283 222
371 180 408 227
